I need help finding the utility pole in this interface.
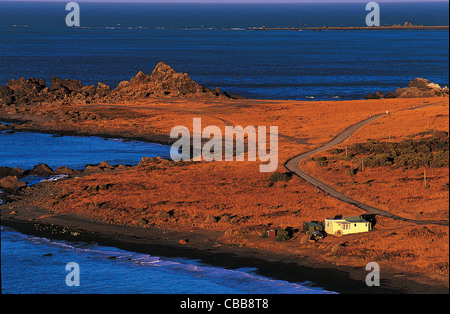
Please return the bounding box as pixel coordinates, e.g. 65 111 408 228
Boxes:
424 167 427 187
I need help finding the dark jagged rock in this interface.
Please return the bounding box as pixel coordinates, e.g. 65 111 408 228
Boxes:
3 77 47 105
6 77 46 96
0 166 25 179
0 123 11 131
408 77 430 90
0 175 27 192
97 161 114 170
366 78 449 100
113 62 236 100
54 166 76 175
50 77 83 93
29 163 54 176
0 62 242 107
0 85 14 104
365 91 385 99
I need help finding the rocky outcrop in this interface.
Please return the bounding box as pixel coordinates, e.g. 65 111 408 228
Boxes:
366 78 449 100
0 176 27 192
29 163 54 176
113 62 234 99
0 166 25 179
0 123 12 131
0 62 241 106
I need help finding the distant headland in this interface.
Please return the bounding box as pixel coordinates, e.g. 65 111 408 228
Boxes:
254 22 449 31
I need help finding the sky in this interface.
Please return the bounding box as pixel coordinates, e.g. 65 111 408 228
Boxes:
2 0 449 3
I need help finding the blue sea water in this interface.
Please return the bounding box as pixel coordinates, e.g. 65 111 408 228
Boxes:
0 129 172 170
0 129 337 294
0 2 449 294
0 2 448 100
1 226 336 294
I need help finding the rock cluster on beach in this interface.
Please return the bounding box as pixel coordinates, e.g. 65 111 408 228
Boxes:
0 62 241 107
365 78 449 100
0 157 169 197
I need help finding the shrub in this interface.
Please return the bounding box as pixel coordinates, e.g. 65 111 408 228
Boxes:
345 167 357 176
274 228 291 241
333 134 448 169
267 172 292 184
156 210 172 219
372 153 393 167
314 156 328 167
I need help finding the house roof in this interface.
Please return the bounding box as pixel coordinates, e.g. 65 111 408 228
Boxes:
304 222 322 227
326 216 369 223
344 216 368 223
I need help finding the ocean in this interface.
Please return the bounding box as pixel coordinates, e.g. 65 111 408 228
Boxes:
0 2 448 100
1 226 336 294
0 129 172 170
0 129 337 294
0 1 449 294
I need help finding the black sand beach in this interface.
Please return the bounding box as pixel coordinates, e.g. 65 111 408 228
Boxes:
2 204 447 294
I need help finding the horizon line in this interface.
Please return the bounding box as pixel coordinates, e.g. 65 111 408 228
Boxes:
1 0 448 3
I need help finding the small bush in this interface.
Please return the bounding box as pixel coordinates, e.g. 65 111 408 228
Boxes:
156 210 172 219
339 135 448 169
267 172 292 184
315 156 328 167
345 167 358 176
274 228 292 241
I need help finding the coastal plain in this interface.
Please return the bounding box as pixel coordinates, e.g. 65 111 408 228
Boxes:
0 67 448 294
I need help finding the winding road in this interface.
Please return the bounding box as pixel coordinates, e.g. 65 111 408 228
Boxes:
284 112 449 227
83 101 448 226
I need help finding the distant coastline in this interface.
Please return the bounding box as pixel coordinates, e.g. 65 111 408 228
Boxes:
255 24 449 31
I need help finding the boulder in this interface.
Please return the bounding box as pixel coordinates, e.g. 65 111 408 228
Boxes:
365 91 385 100
0 123 11 131
50 77 83 93
80 84 96 96
84 165 103 173
30 163 54 176
0 176 27 191
95 82 112 98
427 82 442 91
408 77 431 90
0 85 14 105
397 86 436 98
385 91 397 99
97 161 114 170
137 157 155 167
3 77 47 105
6 77 46 96
129 71 152 85
0 166 25 178
54 166 75 175
178 239 189 245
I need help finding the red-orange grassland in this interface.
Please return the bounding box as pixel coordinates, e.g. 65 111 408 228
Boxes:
5 96 449 288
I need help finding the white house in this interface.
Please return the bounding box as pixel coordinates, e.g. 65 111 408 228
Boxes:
325 216 372 236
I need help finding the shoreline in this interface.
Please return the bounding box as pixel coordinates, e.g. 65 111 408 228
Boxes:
256 25 450 31
4 205 445 294
0 116 177 148
1 97 449 294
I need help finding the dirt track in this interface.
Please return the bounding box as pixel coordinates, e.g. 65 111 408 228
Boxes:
284 107 449 226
